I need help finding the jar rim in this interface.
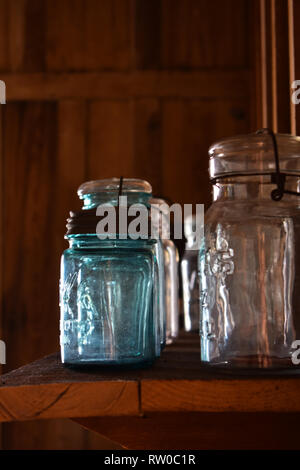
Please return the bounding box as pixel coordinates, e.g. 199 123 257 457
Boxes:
78 178 152 197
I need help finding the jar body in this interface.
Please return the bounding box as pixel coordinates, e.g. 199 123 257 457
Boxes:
163 239 179 344
200 183 300 369
181 248 199 332
60 237 157 366
154 238 166 351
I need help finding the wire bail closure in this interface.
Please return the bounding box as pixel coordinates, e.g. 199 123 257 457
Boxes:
256 128 300 201
256 129 284 201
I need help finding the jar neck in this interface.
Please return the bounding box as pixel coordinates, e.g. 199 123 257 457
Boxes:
67 234 156 249
212 175 300 203
81 191 151 209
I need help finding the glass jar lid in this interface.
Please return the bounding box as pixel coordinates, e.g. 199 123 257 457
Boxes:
209 132 300 180
78 178 152 197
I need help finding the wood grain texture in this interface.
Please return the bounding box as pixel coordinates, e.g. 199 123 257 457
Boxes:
134 0 161 69
250 0 264 130
0 382 138 422
7 0 26 72
133 99 162 196
258 0 293 133
2 102 58 370
3 418 124 450
0 0 252 73
2 101 87 373
87 100 135 179
141 378 300 413
1 71 250 101
161 0 250 68
54 100 87 251
1 101 88 450
75 412 300 450
0 0 9 71
0 0 132 73
161 99 249 208
46 0 132 72
272 0 291 133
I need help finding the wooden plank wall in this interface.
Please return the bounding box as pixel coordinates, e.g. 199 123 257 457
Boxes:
0 0 254 449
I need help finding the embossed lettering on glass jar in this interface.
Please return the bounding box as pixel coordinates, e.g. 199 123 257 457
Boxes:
60 178 160 367
200 133 300 369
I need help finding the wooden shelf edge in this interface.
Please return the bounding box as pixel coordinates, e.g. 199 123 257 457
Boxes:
0 381 140 423
141 378 300 413
0 334 300 422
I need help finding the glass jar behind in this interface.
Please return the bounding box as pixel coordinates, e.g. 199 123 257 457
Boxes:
151 198 179 344
200 132 300 369
60 178 159 366
182 215 200 333
164 238 179 344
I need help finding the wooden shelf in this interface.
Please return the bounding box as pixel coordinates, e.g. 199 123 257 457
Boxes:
1 333 300 424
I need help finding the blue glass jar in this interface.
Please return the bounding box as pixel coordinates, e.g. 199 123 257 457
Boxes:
60 178 161 366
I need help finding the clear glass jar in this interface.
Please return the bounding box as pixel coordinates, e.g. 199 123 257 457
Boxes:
60 178 160 366
164 239 179 344
200 132 300 369
182 215 199 332
151 198 179 344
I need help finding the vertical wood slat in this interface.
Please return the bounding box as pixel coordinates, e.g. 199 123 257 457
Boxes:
87 101 135 179
161 0 250 69
134 99 162 196
259 0 269 128
0 0 9 71
258 0 293 133
271 0 291 133
54 100 87 244
288 0 296 135
134 0 161 69
270 0 278 132
249 0 263 130
288 0 300 135
162 99 250 208
2 101 88 450
46 0 132 72
2 101 86 370
260 0 276 130
7 0 26 72
2 103 58 369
